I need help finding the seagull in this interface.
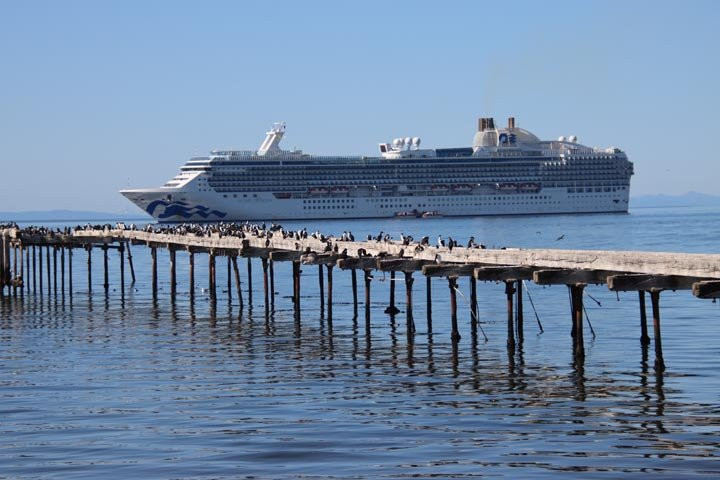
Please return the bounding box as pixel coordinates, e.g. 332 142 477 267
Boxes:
555 234 565 241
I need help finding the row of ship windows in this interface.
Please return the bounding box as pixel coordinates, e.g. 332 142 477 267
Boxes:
303 199 355 204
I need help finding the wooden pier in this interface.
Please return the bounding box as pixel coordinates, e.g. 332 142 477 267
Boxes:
3 225 720 372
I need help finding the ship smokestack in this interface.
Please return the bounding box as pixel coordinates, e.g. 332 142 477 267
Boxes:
508 117 515 129
478 118 487 131
487 117 495 129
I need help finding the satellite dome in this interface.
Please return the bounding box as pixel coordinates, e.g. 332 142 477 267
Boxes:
558 136 566 142
568 135 578 143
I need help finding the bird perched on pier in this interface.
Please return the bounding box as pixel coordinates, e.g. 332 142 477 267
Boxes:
333 243 339 253
467 236 476 248
448 237 455 251
323 243 332 252
339 248 348 258
366 234 372 241
265 238 270 247
398 248 405 258
434 253 442 264
348 231 354 241
437 235 445 248
414 245 424 253
420 236 429 246
375 231 383 242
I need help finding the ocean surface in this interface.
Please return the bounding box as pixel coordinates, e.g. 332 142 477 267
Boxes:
2 206 720 479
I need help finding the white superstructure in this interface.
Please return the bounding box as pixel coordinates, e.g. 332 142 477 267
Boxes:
121 116 633 222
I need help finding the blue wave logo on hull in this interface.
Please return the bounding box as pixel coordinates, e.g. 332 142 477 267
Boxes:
146 200 227 220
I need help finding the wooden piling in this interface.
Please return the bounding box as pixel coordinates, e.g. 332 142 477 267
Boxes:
25 245 29 295
126 242 136 283
60 247 65 295
352 268 359 318
269 259 275 308
262 257 269 313
388 270 397 315
638 291 651 345
13 244 18 296
571 284 585 358
119 244 125 297
188 251 195 299
86 245 91 293
364 269 372 327
0 234 5 296
505 281 515 347
32 245 36 294
318 264 324 316
293 260 301 318
170 248 177 299
151 247 158 298
326 264 333 324
68 248 73 295
470 276 478 333
247 257 253 305
227 257 232 303
516 280 524 344
102 246 109 291
650 290 665 371
208 251 216 302
53 246 58 294
448 277 460 342
426 276 432 332
231 255 243 310
46 246 51 295
405 271 415 334
20 245 25 296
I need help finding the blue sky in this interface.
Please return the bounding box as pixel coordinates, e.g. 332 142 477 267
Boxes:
1 0 718 212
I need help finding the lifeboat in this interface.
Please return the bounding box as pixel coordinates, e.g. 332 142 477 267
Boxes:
452 184 473 192
308 187 329 195
274 192 292 199
421 211 442 218
331 186 349 193
431 184 449 191
496 183 517 191
518 183 541 192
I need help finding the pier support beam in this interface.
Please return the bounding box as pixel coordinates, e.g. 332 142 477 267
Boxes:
352 268 358 319
85 245 91 293
448 277 460 342
32 245 36 294
386 271 400 315
231 255 243 311
505 281 515 347
516 280 524 344
227 257 232 303
170 248 177 299
262 257 269 315
318 264 324 316
293 260 301 318
364 269 372 328
639 291 651 345
569 284 585 358
60 247 65 296
326 264 333 325
470 277 478 336
68 248 73 296
209 252 216 302
126 242 136 284
269 259 275 309
188 251 195 300
650 290 666 371
151 247 158 298
405 271 415 335
119 244 125 297
102 245 108 292
53 246 57 295
46 246 51 295
247 257 253 305
426 276 432 332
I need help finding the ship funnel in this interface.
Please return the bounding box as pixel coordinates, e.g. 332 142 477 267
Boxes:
487 117 495 129
508 117 515 129
478 118 486 132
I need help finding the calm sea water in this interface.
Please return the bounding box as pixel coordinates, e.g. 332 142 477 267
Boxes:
2 206 720 479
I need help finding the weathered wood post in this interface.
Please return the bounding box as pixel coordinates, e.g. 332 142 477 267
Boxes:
469 277 478 335
20 244 25 297
102 245 109 291
188 250 195 299
126 242 136 283
68 248 73 295
364 269 372 328
231 255 243 311
170 248 177 299
650 290 665 371
60 246 65 296
448 277 460 342
46 246 51 295
405 271 415 334
505 281 515 347
0 234 5 297
247 257 253 305
25 244 30 295
209 251 216 302
262 257 269 314
638 291 650 345
52 246 57 294
318 264 324 316
227 256 232 303
86 245 92 293
151 247 158 298
13 244 18 296
32 245 36 294
119 243 125 297
39 244 44 294
570 284 585 358
387 270 399 315
516 280 524 344
269 259 275 308
293 260 301 318
426 276 432 332
326 264 333 324
351 268 358 318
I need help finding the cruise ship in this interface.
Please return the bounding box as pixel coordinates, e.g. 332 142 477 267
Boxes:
120 116 633 221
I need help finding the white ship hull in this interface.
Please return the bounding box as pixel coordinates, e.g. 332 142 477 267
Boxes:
121 187 630 222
